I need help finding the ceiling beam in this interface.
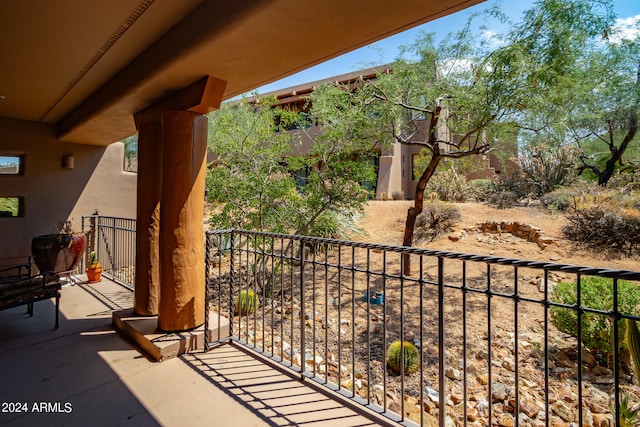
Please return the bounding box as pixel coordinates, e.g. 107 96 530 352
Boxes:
134 76 227 125
56 0 269 141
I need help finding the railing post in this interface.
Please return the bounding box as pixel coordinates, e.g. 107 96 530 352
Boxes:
204 232 210 351
229 230 235 339
438 256 445 427
300 240 306 378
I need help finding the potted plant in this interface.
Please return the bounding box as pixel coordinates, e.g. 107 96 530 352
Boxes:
31 220 86 273
86 251 103 283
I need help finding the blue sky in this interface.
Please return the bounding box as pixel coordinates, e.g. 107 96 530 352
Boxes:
255 0 640 95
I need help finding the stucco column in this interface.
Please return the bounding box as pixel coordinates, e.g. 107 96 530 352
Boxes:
158 110 207 331
134 118 161 315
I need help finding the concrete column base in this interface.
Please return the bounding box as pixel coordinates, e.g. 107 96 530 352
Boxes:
112 308 230 361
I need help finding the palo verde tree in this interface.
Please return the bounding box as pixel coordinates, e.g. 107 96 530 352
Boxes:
487 0 638 186
206 91 377 239
206 96 299 233
347 0 632 273
357 27 521 274
572 37 640 184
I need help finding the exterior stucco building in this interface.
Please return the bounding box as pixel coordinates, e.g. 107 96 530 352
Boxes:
260 67 517 200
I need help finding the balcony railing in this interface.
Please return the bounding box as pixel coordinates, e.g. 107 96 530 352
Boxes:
205 229 640 427
78 217 640 426
82 215 136 289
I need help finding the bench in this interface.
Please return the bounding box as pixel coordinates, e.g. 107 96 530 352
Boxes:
0 258 61 329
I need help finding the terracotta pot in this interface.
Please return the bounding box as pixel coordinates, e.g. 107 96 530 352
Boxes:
32 234 86 273
86 267 103 283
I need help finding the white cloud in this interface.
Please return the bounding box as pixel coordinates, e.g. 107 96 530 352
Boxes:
481 29 506 49
609 14 640 43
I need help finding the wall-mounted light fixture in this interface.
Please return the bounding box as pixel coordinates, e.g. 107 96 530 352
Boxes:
62 154 74 169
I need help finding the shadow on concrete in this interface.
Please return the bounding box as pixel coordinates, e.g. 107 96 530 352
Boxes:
182 343 386 427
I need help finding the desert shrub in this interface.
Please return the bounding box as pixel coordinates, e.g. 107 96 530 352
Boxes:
487 190 519 209
306 210 364 241
414 202 461 242
387 340 420 375
540 187 583 211
562 205 640 257
616 393 640 427
540 180 608 211
469 179 494 202
608 167 640 191
426 167 473 202
235 290 260 315
391 190 405 200
490 171 531 199
551 277 640 364
518 144 580 196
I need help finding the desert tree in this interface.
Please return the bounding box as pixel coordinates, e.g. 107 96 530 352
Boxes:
490 0 638 186
206 91 377 239
358 25 521 273
350 0 631 273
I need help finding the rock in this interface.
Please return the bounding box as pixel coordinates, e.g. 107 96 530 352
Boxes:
424 386 440 405
492 382 511 401
476 399 489 417
538 236 554 246
477 374 489 385
422 397 437 414
552 402 574 422
582 407 595 427
519 397 540 419
448 235 460 242
502 360 516 372
445 415 457 427
590 365 612 376
460 360 477 374
592 413 612 427
497 413 515 427
581 349 597 365
466 407 479 421
446 367 461 380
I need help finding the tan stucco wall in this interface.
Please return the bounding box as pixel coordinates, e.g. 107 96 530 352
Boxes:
0 118 137 260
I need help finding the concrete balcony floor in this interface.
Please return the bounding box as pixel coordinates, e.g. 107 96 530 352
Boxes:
0 277 388 427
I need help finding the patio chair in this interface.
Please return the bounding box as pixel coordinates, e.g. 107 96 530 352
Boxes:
0 258 61 329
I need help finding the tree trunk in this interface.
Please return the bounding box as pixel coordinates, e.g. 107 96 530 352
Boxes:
598 65 640 186
402 106 442 276
402 155 441 275
598 111 638 185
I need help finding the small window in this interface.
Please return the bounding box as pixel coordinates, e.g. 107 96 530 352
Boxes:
0 197 23 217
0 155 23 175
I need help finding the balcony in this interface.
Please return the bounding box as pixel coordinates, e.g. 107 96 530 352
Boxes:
2 216 639 426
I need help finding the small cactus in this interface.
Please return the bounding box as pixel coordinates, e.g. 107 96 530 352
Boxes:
386 340 420 375
234 290 259 315
627 319 640 385
88 251 101 269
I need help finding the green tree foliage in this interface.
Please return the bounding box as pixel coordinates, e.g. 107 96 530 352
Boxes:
122 134 138 172
207 97 299 233
353 23 522 273
487 0 639 185
206 93 376 237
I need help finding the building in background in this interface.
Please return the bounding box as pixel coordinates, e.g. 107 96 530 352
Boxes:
259 67 517 200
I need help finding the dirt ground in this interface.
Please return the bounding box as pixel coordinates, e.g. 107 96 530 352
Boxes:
215 200 640 424
357 200 640 273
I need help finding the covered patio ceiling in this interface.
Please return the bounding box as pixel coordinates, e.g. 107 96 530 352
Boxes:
0 0 484 146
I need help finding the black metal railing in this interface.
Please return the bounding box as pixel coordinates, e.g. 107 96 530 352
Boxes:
82 215 136 289
205 229 640 427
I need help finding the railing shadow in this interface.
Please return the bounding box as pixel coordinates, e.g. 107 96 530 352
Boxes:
181 342 385 427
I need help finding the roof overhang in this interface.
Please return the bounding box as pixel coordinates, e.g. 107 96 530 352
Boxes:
0 0 484 146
